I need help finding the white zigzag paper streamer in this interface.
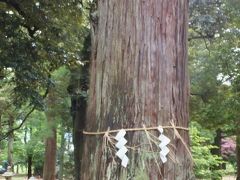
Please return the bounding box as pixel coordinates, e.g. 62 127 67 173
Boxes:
114 129 129 168
158 126 170 163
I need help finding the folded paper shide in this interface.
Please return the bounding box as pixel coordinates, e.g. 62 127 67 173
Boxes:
158 126 170 163
114 127 171 167
114 129 129 168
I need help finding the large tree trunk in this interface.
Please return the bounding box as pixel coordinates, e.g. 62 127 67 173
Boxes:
81 0 193 179
43 90 57 180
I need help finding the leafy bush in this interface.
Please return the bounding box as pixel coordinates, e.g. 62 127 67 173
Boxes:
190 122 224 179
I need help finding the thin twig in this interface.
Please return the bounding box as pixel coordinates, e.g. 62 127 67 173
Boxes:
170 121 193 160
0 106 35 141
143 124 162 177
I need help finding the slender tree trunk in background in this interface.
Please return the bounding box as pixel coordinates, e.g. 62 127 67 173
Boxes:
81 0 193 179
68 33 90 180
71 96 81 180
69 63 89 180
43 90 57 180
43 129 56 180
72 95 86 180
212 129 223 166
58 124 66 180
211 129 223 179
0 114 2 135
8 115 14 170
212 129 222 157
27 154 32 178
26 127 33 178
237 130 240 180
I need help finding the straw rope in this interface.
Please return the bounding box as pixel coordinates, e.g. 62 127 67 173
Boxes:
83 125 188 135
81 121 193 171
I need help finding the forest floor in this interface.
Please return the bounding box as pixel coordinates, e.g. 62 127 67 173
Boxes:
0 176 41 180
0 174 35 180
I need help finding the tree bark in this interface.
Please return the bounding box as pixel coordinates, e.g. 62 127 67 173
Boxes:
58 123 65 180
43 90 57 180
81 0 193 179
43 131 56 180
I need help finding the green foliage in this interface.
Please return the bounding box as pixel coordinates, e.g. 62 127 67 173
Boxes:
189 0 227 40
62 151 74 179
190 122 224 179
0 141 7 162
189 0 240 140
12 110 46 172
0 0 87 109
